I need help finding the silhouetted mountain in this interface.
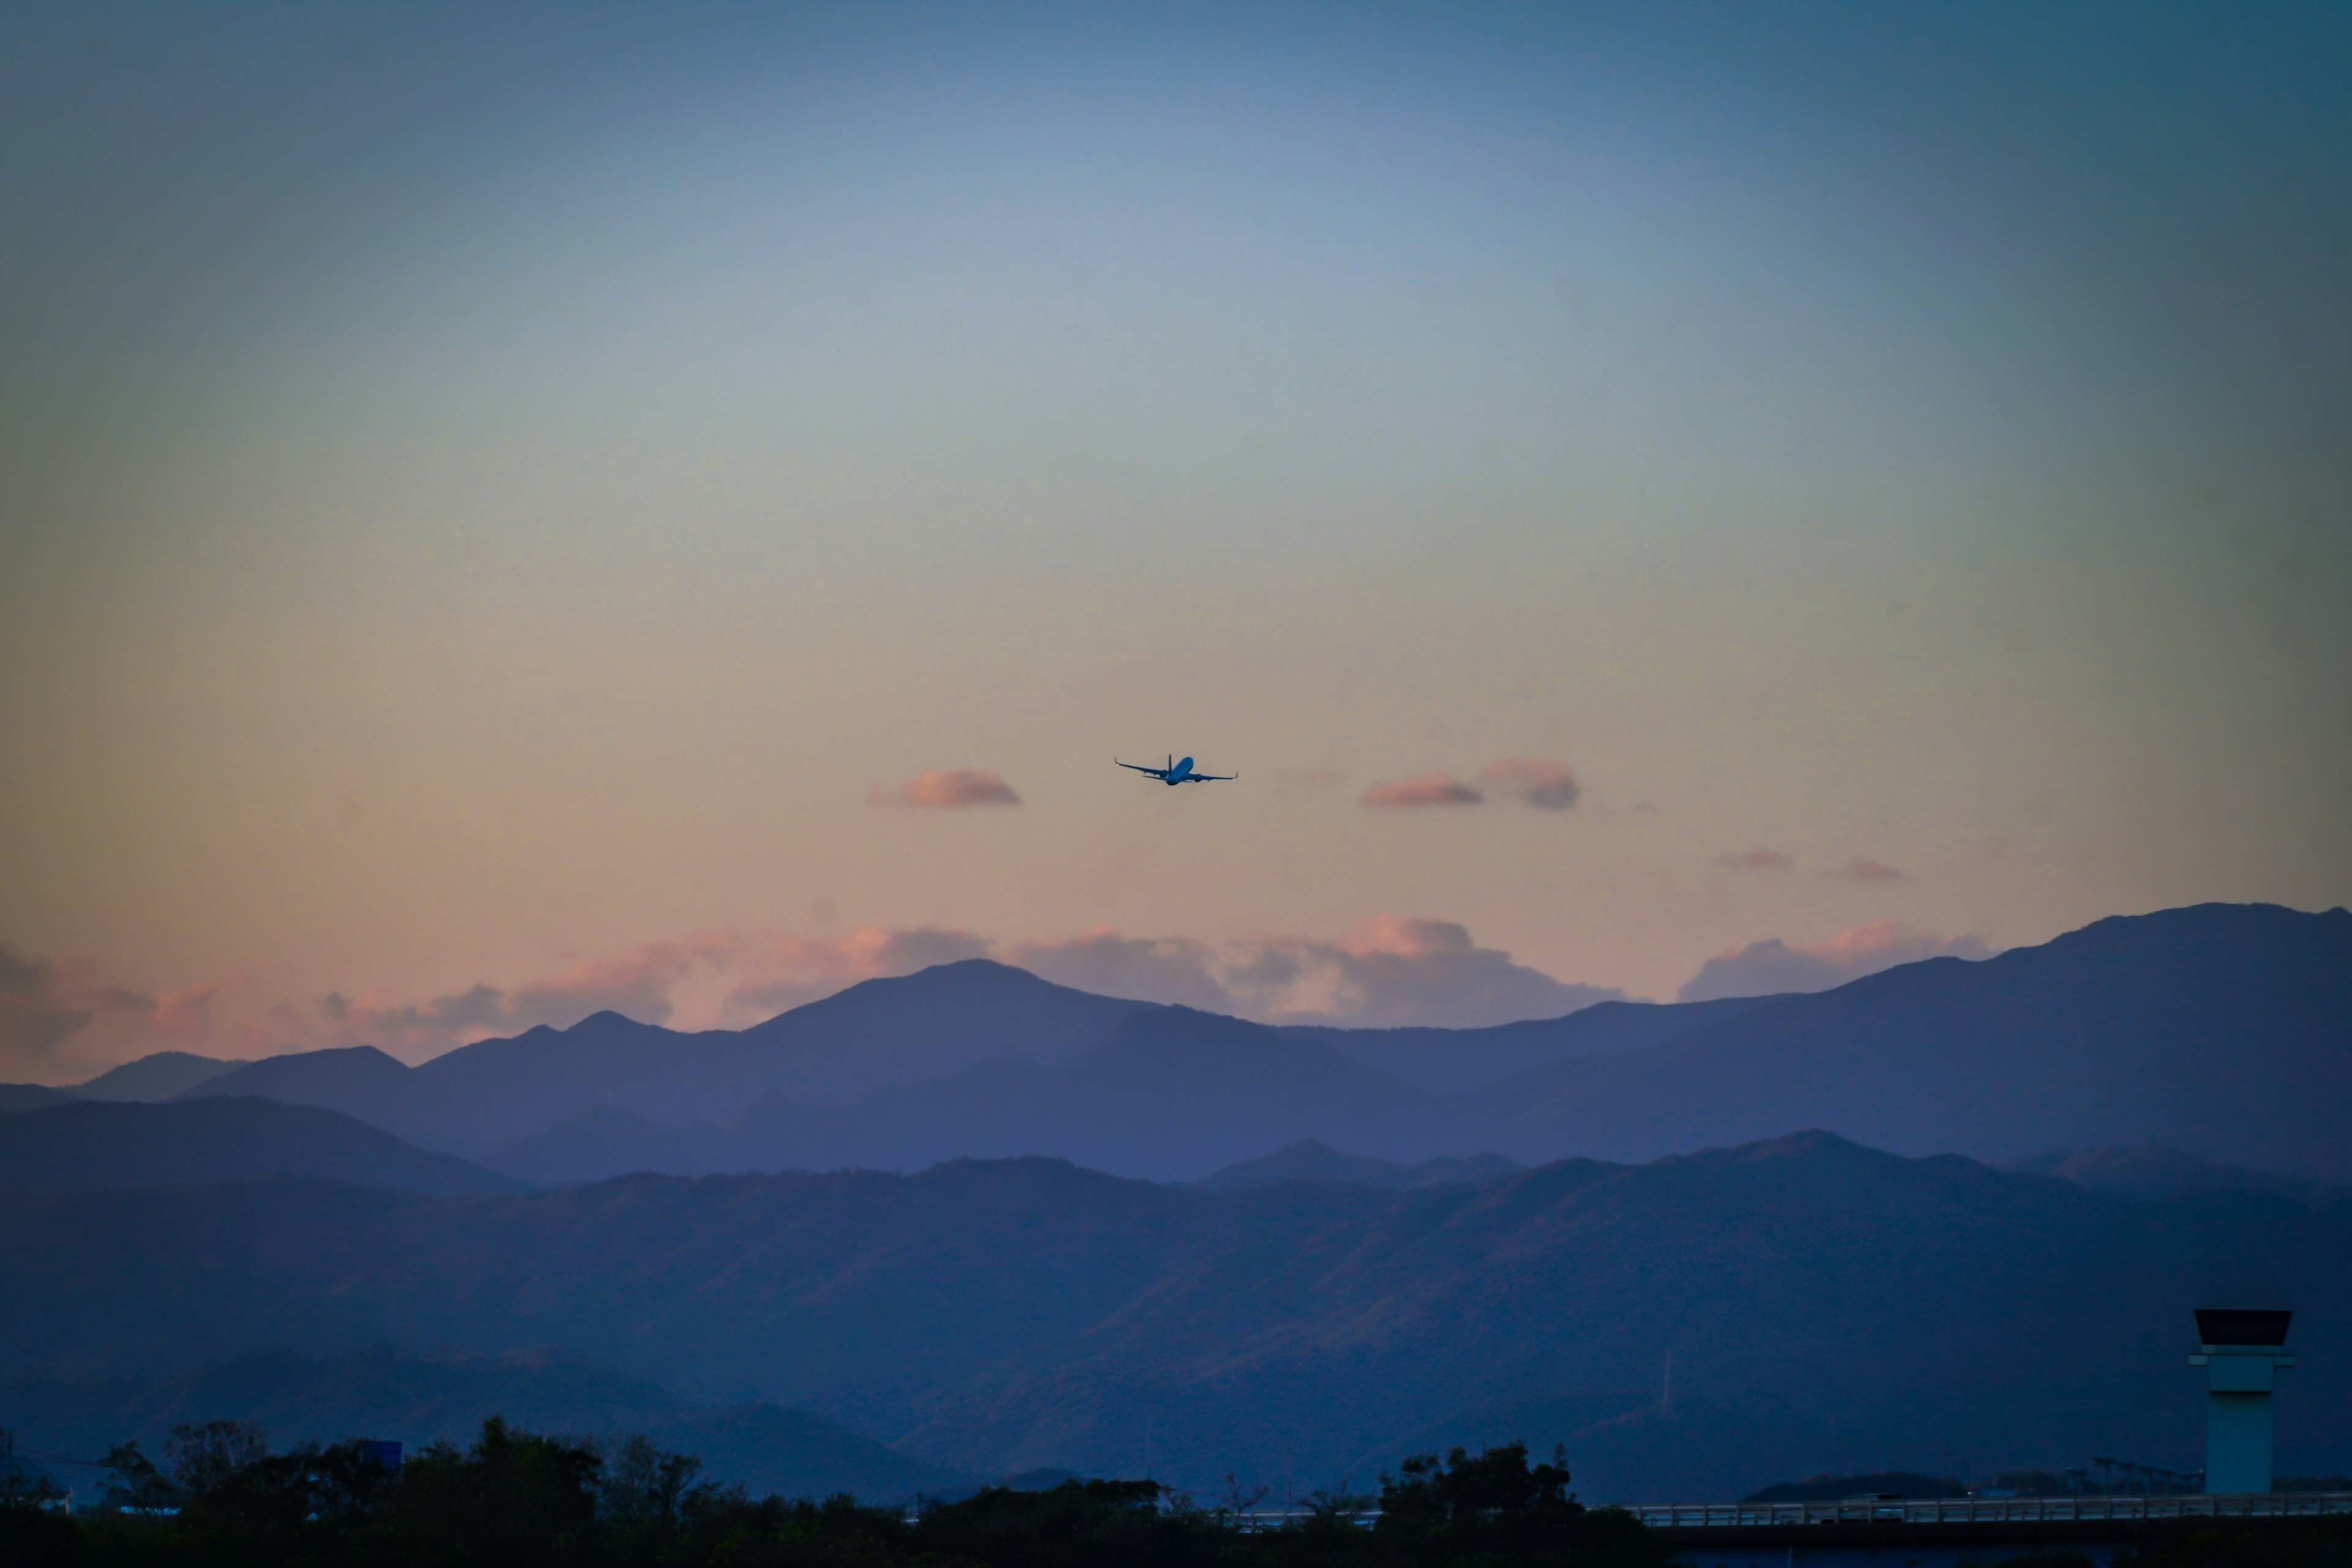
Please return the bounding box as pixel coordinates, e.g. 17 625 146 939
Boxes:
0 1084 77 1114
183 962 1156 1156
181 1044 429 1128
1471 903 2352 1178
473 903 2352 1185
2009 1145 2324 1201
1287 996 1775 1093
3 1134 2346 1502
0 1347 972 1501
488 1008 1436 1185
0 1098 522 1194
72 1050 250 1102
1190 1139 1519 1192
156 905 2352 1184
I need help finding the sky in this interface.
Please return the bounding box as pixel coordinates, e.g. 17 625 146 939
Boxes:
2 1 2348 1079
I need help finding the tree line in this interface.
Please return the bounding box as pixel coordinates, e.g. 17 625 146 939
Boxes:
1 1417 1677 1567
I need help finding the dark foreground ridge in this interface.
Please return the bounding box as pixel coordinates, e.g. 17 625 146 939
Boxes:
6 1133 2350 1500
1 1420 1673 1568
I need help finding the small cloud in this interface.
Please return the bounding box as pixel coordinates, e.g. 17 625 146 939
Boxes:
1362 774 1483 807
1476 758 1580 810
1712 849 1793 871
1678 921 1991 1003
1826 856 1904 883
872 769 1021 808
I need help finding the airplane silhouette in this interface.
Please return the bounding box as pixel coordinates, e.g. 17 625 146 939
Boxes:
1115 754 1237 785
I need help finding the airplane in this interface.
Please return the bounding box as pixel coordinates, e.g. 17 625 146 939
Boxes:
1116 754 1237 785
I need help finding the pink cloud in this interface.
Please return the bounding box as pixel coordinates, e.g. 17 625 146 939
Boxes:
872 769 1020 807
1231 916 1624 1027
1712 848 1794 871
1826 856 1904 883
1476 758 1581 810
1362 774 1484 807
1000 931 1232 1012
1678 921 1991 1002
0 951 266 1082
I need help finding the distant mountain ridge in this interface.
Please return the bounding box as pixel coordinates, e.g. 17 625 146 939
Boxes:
1459 902 2352 1176
52 901 2349 1184
74 1050 250 1102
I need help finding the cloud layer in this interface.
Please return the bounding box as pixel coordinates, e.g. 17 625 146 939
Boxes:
870 769 1020 807
1712 849 1793 871
1009 916 1623 1028
1676 922 1991 1003
2 918 1626 1080
1362 774 1483 807
1476 758 1581 810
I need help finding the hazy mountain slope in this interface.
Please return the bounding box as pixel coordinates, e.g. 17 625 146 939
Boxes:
1288 995 1776 1093
73 1051 250 1102
0 1098 523 1195
486 1107 724 1186
3 1137 2346 1502
0 1348 973 1501
1474 903 2352 1177
0 1084 78 1114
725 1008 1431 1181
1190 1139 1519 1192
179 1046 435 1137
2010 1145 2326 1200
485 1009 1439 1184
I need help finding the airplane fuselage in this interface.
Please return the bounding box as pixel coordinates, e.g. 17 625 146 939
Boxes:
1166 756 1194 784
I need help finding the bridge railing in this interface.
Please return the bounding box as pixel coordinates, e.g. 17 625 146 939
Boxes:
1629 1493 2352 1528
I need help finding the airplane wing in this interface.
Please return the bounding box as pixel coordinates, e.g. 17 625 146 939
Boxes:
1183 771 1236 782
1114 759 1167 776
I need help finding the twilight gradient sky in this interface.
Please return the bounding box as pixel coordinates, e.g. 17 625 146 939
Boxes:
3 1 2348 1077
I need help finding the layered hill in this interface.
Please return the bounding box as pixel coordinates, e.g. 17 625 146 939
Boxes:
180 962 1164 1156
72 1050 249 1102
2 1135 2346 1501
0 1084 78 1115
0 1098 523 1194
1189 1139 1519 1193
1462 902 2352 1177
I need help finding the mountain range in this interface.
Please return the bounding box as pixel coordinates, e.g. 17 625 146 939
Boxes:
154 903 2352 1183
2 1133 2345 1502
10 902 2346 1186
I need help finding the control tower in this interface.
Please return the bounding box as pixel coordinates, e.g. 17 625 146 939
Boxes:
2190 1308 2294 1494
